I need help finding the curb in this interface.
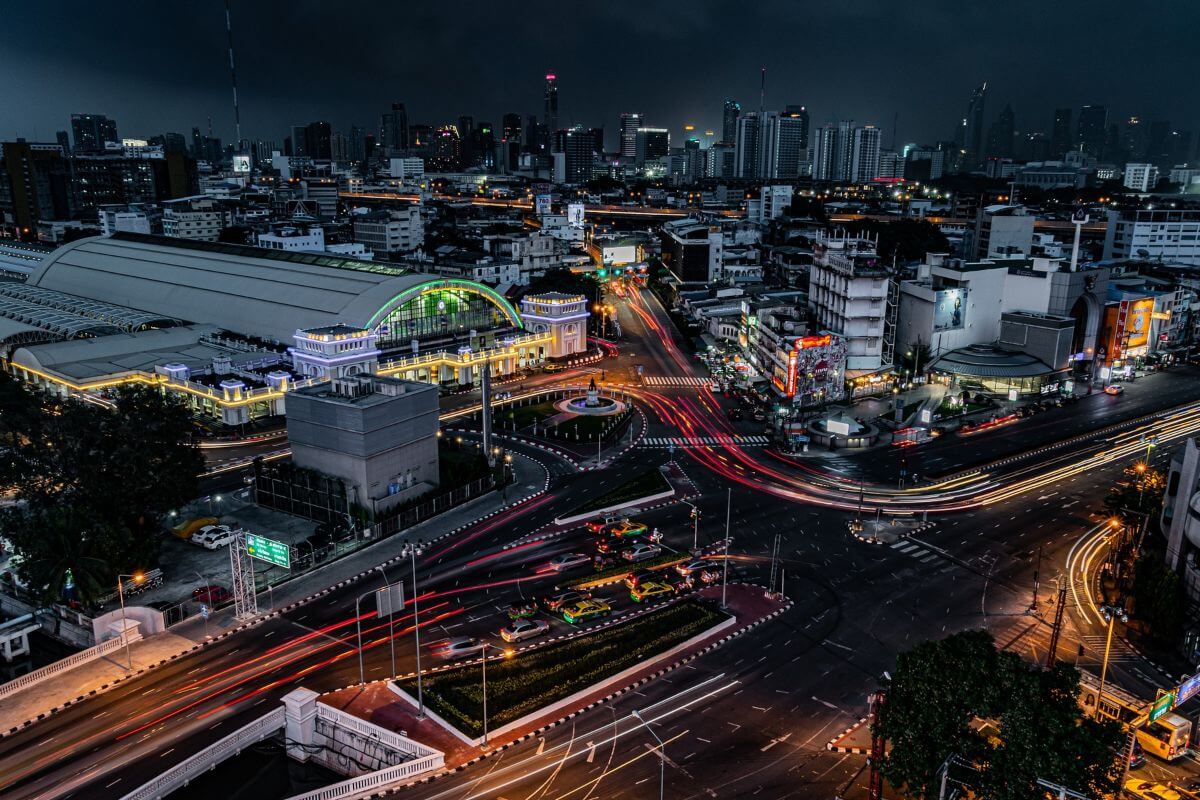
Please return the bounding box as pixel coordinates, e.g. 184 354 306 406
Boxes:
825 716 870 755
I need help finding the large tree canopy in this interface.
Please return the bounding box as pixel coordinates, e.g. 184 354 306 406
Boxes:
1 375 202 602
878 630 1123 800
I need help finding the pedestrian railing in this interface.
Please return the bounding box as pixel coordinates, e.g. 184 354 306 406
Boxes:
120 706 286 800
0 628 142 702
282 750 444 800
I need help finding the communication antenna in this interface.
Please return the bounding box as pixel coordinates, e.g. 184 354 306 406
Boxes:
759 68 766 116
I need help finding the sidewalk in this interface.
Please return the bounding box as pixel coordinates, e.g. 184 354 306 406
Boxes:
0 452 551 737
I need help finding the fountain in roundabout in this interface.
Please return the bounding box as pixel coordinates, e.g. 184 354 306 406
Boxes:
554 377 627 416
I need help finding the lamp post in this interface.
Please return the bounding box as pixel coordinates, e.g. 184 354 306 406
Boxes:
377 565 396 679
116 573 145 670
722 487 731 609
1095 603 1127 720
401 539 425 718
682 500 701 552
481 642 490 747
632 709 665 800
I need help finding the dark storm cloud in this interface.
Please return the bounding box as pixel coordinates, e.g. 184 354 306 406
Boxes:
2 0 1197 148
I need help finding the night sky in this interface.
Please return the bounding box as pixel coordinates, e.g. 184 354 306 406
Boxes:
3 0 1197 150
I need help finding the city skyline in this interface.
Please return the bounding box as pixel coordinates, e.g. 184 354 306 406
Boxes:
2 0 1198 149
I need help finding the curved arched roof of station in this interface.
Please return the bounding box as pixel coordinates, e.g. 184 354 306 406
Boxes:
28 233 521 343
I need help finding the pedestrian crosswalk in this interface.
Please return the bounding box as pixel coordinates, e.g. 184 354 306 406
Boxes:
889 539 943 563
639 435 771 448
642 376 714 388
1079 635 1140 662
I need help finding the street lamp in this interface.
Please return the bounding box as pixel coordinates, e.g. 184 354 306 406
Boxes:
631 708 665 800
682 500 701 551
1095 603 1128 720
116 572 145 670
377 565 396 679
401 538 426 719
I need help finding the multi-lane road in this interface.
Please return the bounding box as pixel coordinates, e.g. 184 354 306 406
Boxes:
4 284 1199 798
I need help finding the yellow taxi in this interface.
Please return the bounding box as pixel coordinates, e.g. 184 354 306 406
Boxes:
561 598 611 624
1125 779 1183 800
630 580 675 603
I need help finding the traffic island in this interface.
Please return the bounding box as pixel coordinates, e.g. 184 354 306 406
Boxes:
319 584 788 776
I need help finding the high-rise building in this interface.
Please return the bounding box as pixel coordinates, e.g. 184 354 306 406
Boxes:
502 114 523 144
0 141 72 236
734 113 762 178
1076 105 1108 157
835 121 854 181
1050 108 1073 159
722 99 741 145
1123 163 1160 192
380 103 409 152
55 130 71 155
737 111 810 179
1122 116 1147 163
985 103 1015 159
635 127 669 164
783 105 810 149
850 125 882 182
811 125 838 181
544 72 559 133
619 113 641 161
963 83 987 169
554 126 595 183
70 113 119 153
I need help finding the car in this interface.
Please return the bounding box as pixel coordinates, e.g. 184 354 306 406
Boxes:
586 514 621 534
542 590 592 612
675 559 716 577
190 524 235 549
594 536 623 554
545 552 592 572
622 543 663 562
507 600 539 619
561 599 611 624
630 580 675 603
1124 779 1182 800
432 636 488 660
191 584 231 604
694 567 721 584
1105 384 1125 395
542 363 565 373
605 520 649 539
624 570 656 589
500 617 550 643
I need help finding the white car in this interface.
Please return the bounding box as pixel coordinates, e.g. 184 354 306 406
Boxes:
434 636 488 660
675 559 716 577
546 552 591 572
190 524 235 550
500 618 550 643
622 543 663 562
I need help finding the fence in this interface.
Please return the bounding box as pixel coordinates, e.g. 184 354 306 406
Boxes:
120 707 286 800
0 628 141 702
283 751 444 800
372 476 493 540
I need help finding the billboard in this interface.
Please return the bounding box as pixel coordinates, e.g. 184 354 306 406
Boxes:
535 194 552 216
232 154 252 174
245 533 290 569
1123 298 1154 352
567 203 585 227
932 288 967 332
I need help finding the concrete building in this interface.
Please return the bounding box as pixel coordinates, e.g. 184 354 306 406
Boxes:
635 128 670 165
972 204 1035 259
1123 163 1160 192
162 196 233 241
1104 209 1200 266
850 126 881 183
388 158 425 181
518 293 588 358
808 232 894 373
286 374 440 515
352 207 424 259
619 113 641 162
659 218 722 283
258 226 326 252
1159 437 1200 663
748 185 793 225
98 206 152 236
482 231 565 284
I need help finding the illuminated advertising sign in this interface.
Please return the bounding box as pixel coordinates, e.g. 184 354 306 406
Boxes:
232 154 252 174
932 288 967 331
785 349 799 397
1123 298 1154 351
567 203 585 226
796 334 832 350
535 194 552 216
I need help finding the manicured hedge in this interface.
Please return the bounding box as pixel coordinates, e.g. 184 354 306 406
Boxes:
571 469 672 516
395 600 726 739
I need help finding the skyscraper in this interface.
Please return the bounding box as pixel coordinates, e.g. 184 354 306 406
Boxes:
850 125 882 182
55 130 71 154
544 72 559 133
502 113 523 144
380 103 409 152
734 113 762 178
635 127 669 164
1076 105 1108 157
811 125 838 181
963 82 987 169
71 113 119 153
722 100 741 145
305 121 332 160
1050 108 1073 159
783 105 810 149
620 113 642 161
835 120 855 181
985 103 1015 159
736 111 810 179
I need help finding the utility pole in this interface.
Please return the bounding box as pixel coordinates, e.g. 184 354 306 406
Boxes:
1044 584 1067 668
722 487 731 609
1030 545 1043 610
482 362 495 468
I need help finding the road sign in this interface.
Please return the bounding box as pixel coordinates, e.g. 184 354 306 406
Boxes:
1175 672 1200 707
1149 690 1176 723
375 583 404 617
245 533 291 569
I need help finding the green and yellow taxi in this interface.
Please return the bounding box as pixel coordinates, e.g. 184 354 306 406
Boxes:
561 598 611 624
630 580 675 603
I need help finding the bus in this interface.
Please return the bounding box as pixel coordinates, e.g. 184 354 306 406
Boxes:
1078 671 1193 761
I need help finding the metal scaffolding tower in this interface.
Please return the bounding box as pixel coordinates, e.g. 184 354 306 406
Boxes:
230 530 258 620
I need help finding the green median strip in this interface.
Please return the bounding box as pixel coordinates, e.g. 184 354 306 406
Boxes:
394 600 727 739
562 552 689 590
570 469 672 516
